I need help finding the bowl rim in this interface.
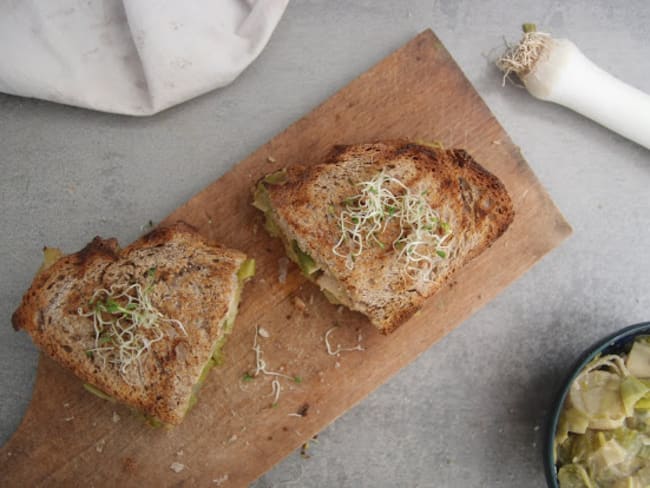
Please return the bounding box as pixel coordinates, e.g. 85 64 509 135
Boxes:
544 321 650 488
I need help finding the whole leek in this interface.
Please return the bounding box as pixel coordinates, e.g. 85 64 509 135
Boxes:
498 26 650 150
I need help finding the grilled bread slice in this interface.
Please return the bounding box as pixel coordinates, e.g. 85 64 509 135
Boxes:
12 222 254 425
254 141 513 333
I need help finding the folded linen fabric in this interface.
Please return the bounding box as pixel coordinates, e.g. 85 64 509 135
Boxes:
0 0 288 115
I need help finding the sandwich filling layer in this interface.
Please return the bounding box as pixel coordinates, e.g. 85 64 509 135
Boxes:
254 179 354 307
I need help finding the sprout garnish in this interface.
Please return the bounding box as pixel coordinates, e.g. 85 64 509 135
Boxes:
78 273 187 385
324 326 364 356
251 325 298 407
332 171 452 283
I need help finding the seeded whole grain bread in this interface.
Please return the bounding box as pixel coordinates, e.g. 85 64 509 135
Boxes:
12 222 247 425
259 141 514 333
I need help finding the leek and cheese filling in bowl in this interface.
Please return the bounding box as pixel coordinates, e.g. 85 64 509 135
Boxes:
545 322 650 488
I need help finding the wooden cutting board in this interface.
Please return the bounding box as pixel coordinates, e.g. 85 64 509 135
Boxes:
0 30 571 487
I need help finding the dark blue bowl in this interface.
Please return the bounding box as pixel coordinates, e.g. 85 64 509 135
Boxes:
544 321 650 487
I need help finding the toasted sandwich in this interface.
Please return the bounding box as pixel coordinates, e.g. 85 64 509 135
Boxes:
12 222 255 425
254 141 513 333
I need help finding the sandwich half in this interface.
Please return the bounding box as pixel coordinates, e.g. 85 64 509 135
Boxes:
254 141 513 333
12 222 254 425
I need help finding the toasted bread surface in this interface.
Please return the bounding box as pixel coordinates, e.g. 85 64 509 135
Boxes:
12 222 247 424
260 141 514 333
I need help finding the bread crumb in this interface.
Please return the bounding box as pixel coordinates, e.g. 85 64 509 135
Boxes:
170 462 186 473
176 449 184 457
112 411 120 423
300 442 311 459
258 327 270 338
267 156 276 163
293 296 306 312
337 306 344 314
228 434 238 443
213 474 229 485
140 220 155 232
64 416 74 422
309 294 314 305
492 140 502 145
278 257 289 284
95 439 106 453
63 402 70 408
335 362 340 368
123 457 136 473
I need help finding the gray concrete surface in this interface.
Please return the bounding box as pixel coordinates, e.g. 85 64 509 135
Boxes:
1 1 649 486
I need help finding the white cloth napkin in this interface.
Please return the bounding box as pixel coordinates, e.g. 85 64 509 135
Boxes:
0 0 288 115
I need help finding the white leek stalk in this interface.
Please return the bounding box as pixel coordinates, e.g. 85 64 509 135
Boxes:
498 30 650 150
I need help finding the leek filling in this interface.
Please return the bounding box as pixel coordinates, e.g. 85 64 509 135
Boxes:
82 258 255 424
83 383 115 403
254 177 354 307
187 258 254 413
39 247 63 272
555 336 650 487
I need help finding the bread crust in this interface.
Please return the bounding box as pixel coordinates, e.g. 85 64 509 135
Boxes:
261 141 514 333
12 222 246 424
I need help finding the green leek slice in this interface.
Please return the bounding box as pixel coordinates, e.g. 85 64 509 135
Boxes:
263 168 288 185
292 240 319 276
557 464 595 488
621 376 650 416
237 259 256 282
83 383 115 403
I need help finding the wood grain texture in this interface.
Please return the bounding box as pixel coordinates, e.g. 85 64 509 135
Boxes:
0 30 571 487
